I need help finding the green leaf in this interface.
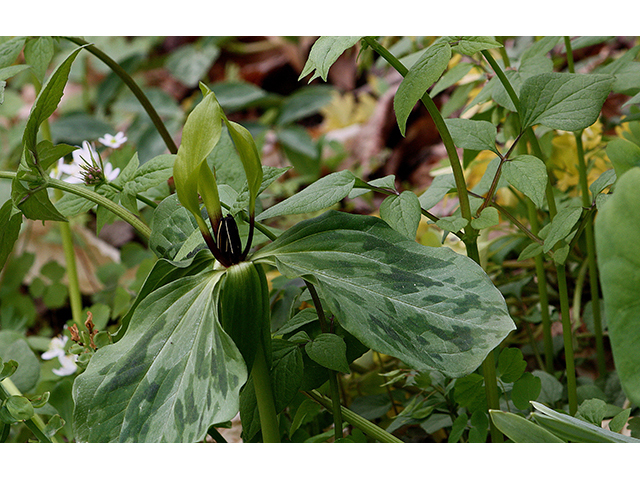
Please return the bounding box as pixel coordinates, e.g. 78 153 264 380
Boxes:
490 410 565 443
122 153 174 196
454 373 487 412
543 205 583 253
305 333 350 374
73 269 247 442
394 41 451 136
223 119 263 217
270 339 304 412
4 396 34 422
520 73 615 131
444 118 498 154
468 410 489 443
531 401 640 443
498 347 527 383
576 398 607 426
595 168 640 407
299 36 362 82
609 408 631 433
173 87 223 226
23 36 54 82
0 331 40 393
0 64 31 82
471 206 499 230
0 200 23 270
255 210 516 378
12 176 67 222
23 45 86 155
448 413 468 443
511 372 541 410
0 360 18 382
443 36 502 56
606 138 640 178
0 37 26 69
589 169 616 198
435 216 468 233
532 369 564 404
256 170 355 221
379 191 421 240
502 155 548 209
166 42 220 88
419 174 456 211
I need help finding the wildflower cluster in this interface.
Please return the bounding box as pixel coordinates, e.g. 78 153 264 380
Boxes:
50 132 127 185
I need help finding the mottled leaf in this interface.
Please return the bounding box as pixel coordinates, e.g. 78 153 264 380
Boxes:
253 210 515 378
73 269 247 442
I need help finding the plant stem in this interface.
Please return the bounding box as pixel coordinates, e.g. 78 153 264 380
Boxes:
564 36 606 377
364 36 501 441
484 48 578 410
305 390 403 443
251 340 280 443
107 181 157 209
305 280 344 439
0 171 153 241
63 37 178 155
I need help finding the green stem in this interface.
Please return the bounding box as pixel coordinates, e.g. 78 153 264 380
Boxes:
251 340 280 443
305 280 344 439
557 265 578 415
0 171 152 240
305 390 403 443
63 37 178 155
364 36 500 441
106 181 157 209
565 36 606 377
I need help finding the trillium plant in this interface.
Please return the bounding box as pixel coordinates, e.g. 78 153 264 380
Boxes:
2 35 640 444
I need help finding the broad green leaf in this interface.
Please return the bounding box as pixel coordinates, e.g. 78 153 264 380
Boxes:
502 155 548 209
520 73 615 131
419 174 456 211
498 347 526 383
253 210 515 378
595 168 640 407
606 138 640 178
518 242 544 261
511 372 541 410
0 360 18 382
0 200 23 270
490 410 565 443
0 331 40 393
531 401 640 443
379 191 421 239
589 169 616 198
468 410 488 443
532 369 564 404
470 206 499 230
443 36 502 56
23 36 54 82
231 165 291 216
299 36 362 82
576 398 607 426
444 118 498 154
543 205 583 253
4 396 34 422
448 413 468 443
305 333 350 374
73 269 247 442
122 153 174 197
0 64 31 81
431 62 474 97
256 170 355 221
394 41 451 136
609 408 632 433
210 81 271 112
12 177 67 222
271 339 304 412
350 175 397 199
23 45 86 155
150 194 199 260
173 87 223 225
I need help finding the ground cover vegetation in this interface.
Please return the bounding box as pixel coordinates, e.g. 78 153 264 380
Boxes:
1 36 640 443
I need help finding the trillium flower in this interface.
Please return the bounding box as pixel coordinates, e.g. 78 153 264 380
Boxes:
98 132 127 148
41 334 78 376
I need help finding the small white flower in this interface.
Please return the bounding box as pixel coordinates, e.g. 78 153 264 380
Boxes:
98 132 127 149
57 159 85 184
41 335 68 360
52 354 78 377
72 141 99 165
41 334 78 377
103 162 120 181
